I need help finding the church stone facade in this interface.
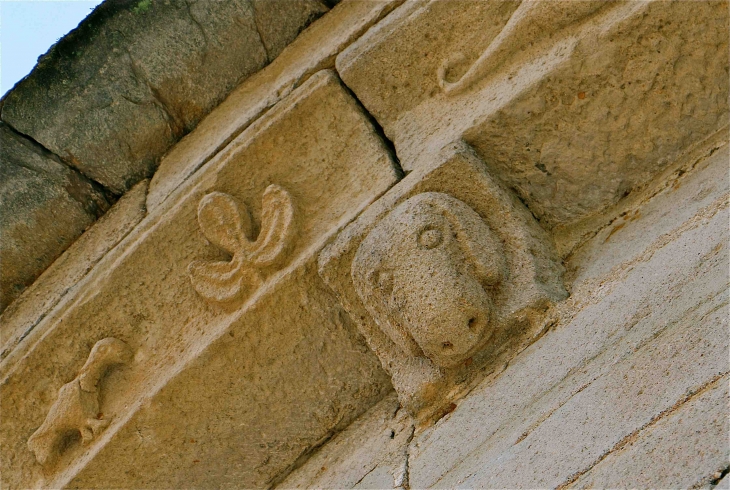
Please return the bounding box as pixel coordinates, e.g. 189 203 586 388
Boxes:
1 1 728 488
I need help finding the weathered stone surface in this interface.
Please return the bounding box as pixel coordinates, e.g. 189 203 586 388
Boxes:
570 375 729 489
251 0 328 61
27 338 134 466
2 1 726 487
567 137 730 288
279 393 413 489
0 179 147 362
0 70 399 489
287 133 729 490
0 123 109 313
66 264 392 489
147 0 403 212
338 0 729 231
1 0 328 194
406 135 729 488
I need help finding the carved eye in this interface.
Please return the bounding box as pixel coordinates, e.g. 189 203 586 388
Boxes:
418 227 443 249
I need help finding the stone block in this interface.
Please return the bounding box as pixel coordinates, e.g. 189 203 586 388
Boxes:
318 141 566 423
0 179 147 362
338 0 729 231
252 0 329 61
0 70 399 489
568 138 729 287
0 123 109 313
571 375 729 489
437 288 728 488
1 0 328 194
147 0 403 212
280 393 413 489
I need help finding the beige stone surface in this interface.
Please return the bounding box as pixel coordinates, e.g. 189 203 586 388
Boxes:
336 0 519 131
292 129 729 490
0 179 147 362
570 374 729 489
279 393 412 489
27 338 134 466
716 472 730 490
2 1 727 487
338 0 729 231
65 262 392 489
0 70 399 489
147 0 403 212
0 123 110 312
1 0 328 193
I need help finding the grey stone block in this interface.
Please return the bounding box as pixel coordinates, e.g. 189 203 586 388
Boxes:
0 123 109 312
1 0 328 194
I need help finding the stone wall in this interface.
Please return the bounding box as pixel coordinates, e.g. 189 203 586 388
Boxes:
0 0 330 311
283 137 729 489
1 1 727 488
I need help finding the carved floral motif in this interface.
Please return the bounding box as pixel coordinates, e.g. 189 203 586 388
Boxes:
188 185 294 303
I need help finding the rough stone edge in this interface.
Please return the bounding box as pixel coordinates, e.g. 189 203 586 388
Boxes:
146 0 404 213
0 180 148 363
555 125 730 259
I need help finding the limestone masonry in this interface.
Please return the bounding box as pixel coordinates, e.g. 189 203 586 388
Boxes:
0 1 728 488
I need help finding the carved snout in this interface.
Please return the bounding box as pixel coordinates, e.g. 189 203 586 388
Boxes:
401 268 494 368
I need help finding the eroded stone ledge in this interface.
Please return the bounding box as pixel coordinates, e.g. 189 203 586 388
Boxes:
0 123 110 312
1 70 399 489
0 0 335 316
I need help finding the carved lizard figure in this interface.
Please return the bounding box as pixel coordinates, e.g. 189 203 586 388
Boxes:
27 338 133 465
438 0 611 95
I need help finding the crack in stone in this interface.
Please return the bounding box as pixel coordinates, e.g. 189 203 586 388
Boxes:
336 71 405 179
707 465 730 488
125 49 185 139
555 372 730 489
250 1 271 64
0 121 115 199
398 424 415 490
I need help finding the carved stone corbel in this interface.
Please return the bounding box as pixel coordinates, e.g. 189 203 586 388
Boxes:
27 338 133 465
318 141 567 423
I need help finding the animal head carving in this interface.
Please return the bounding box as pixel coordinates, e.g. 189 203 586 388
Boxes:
188 185 294 303
352 192 507 368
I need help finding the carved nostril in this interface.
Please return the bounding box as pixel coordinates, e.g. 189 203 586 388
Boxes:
468 317 478 331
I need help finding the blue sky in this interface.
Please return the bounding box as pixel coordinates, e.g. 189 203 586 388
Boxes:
1 0 103 96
